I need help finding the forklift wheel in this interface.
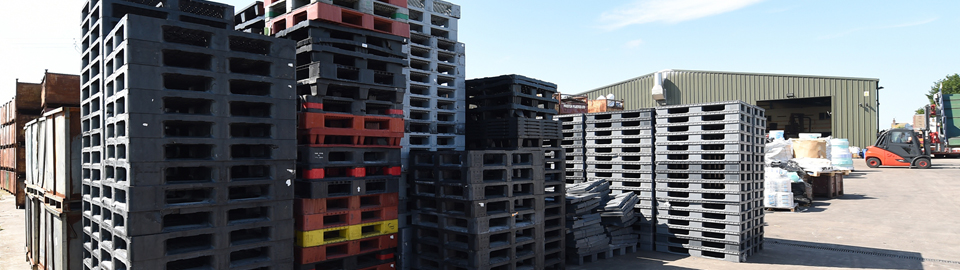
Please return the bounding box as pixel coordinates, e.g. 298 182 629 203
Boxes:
914 158 932 169
866 157 881 168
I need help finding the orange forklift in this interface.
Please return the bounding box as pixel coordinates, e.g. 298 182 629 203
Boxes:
864 129 932 169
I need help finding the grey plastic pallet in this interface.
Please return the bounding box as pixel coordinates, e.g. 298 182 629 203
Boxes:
658 209 763 225
555 114 585 123
655 143 760 153
586 128 654 138
585 118 653 130
585 109 654 121
656 110 757 123
656 216 764 235
656 101 755 115
586 136 654 146
586 172 653 182
658 225 763 243
654 243 760 263
654 170 763 180
656 181 762 193
585 154 652 163
656 152 761 163
657 132 755 143
655 123 754 134
656 233 763 253
655 162 760 172
656 199 763 215
609 181 653 190
566 162 585 170
656 190 762 204
586 146 653 156
586 163 654 172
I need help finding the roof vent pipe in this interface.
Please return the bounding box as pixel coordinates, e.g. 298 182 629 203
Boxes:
652 69 672 105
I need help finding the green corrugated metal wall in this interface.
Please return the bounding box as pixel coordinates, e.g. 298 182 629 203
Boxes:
577 70 880 148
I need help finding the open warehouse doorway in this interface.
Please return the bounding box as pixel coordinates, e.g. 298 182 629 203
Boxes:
757 97 832 139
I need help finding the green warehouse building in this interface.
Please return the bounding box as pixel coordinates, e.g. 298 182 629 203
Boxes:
576 69 881 148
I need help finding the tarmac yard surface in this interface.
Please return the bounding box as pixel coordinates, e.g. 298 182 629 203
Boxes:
570 159 960 270
2 159 960 269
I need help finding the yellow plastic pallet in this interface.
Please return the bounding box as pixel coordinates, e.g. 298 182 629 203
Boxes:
296 219 399 247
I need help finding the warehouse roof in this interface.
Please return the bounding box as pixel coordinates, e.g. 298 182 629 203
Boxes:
577 69 880 95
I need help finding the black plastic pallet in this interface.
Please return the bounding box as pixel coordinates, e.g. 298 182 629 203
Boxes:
297 248 397 270
276 19 407 58
294 177 400 199
297 146 401 167
465 118 561 140
299 94 403 117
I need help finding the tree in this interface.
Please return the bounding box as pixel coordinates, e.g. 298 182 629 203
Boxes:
916 107 925 115
925 74 960 104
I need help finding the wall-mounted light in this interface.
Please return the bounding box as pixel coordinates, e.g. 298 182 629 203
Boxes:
786 93 795 98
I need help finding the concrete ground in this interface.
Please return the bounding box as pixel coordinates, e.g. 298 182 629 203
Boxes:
0 192 26 270
1 159 959 269
570 159 960 270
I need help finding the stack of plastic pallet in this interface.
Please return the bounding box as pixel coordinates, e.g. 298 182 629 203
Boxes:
653 101 766 262
407 150 565 270
564 179 610 265
268 1 409 269
407 74 565 270
79 1 297 269
600 192 640 248
400 1 467 267
235 1 266 35
556 114 586 184
403 0 466 161
582 109 657 250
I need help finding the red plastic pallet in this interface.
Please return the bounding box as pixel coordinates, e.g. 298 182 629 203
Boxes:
270 1 410 38
298 165 401 180
298 129 402 148
300 112 404 133
296 193 400 215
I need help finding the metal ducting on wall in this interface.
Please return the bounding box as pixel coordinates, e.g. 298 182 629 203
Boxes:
651 69 672 106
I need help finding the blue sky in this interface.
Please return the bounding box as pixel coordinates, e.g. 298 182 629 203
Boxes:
2 0 956 126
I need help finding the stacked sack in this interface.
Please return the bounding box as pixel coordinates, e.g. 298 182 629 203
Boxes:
830 138 855 170
763 167 799 208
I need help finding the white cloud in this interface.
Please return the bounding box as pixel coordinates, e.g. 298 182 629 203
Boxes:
765 5 799 14
625 39 644 48
887 17 938 28
818 17 938 40
599 0 765 30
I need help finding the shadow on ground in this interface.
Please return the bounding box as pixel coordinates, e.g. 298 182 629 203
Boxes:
566 252 700 270
751 238 926 269
566 238 930 269
835 194 875 200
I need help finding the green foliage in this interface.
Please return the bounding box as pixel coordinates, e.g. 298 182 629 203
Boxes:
916 107 925 115
926 74 960 104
